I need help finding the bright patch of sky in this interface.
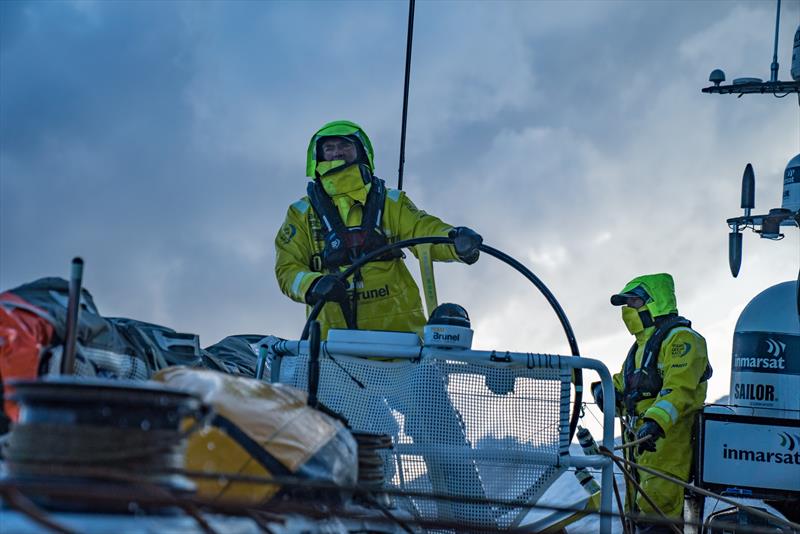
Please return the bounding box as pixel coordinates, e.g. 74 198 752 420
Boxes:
1 0 798 415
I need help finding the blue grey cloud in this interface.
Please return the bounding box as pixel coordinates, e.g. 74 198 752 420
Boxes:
1 0 798 406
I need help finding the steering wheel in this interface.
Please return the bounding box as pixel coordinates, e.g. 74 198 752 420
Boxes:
300 236 584 441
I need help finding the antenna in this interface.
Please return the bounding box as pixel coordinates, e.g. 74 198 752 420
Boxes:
741 163 755 216
729 231 743 278
703 0 800 277
725 159 799 276
701 0 799 99
397 0 416 191
728 165 755 277
770 0 781 83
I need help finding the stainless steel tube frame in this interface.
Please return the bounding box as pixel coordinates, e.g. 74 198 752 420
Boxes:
269 340 616 534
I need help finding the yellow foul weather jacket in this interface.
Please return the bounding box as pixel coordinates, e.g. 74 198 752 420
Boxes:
610 273 710 518
274 164 460 339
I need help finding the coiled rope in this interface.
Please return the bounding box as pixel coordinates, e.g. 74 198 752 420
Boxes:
4 411 210 482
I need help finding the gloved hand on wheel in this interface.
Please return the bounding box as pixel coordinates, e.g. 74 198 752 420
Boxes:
449 227 482 265
591 381 605 412
591 381 622 414
305 274 348 305
636 419 665 455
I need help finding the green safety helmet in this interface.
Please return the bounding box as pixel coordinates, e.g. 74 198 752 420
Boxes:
610 273 678 318
306 120 375 178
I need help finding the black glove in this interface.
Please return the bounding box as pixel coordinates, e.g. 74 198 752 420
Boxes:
591 380 622 414
448 227 482 265
591 381 604 412
305 275 348 305
636 419 665 455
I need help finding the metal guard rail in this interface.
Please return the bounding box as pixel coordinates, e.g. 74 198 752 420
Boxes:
266 339 616 534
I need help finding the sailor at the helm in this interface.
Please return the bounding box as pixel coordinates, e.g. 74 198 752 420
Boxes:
275 119 482 339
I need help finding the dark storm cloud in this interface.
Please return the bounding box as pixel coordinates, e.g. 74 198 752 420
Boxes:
0 0 413 343
1 1 193 155
1 0 797 408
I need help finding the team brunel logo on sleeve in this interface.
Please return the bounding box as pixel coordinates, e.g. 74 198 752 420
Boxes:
671 342 692 357
279 224 297 245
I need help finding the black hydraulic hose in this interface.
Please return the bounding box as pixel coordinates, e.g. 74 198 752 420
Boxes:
479 244 580 357
301 237 450 340
300 236 583 440
479 243 583 439
397 0 415 191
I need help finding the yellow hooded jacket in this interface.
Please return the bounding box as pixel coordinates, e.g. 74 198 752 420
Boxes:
275 163 460 339
611 273 709 518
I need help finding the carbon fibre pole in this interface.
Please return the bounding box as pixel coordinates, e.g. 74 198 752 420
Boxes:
307 320 321 409
60 257 84 375
397 0 415 191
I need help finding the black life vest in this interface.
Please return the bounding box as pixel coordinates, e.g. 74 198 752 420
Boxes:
306 175 403 271
622 314 711 415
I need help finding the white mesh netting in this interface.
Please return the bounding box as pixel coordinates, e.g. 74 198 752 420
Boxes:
279 351 572 530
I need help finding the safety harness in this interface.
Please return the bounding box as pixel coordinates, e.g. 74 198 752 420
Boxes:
306 174 403 328
618 313 713 519
306 175 403 270
621 314 712 415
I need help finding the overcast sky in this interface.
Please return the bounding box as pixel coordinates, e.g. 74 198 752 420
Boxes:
1 0 798 408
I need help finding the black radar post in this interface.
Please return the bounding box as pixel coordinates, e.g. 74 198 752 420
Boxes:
300 236 585 440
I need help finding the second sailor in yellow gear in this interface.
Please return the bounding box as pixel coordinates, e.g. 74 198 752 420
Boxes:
593 273 711 532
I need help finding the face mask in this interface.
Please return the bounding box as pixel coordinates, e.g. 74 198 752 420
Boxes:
317 163 367 198
621 306 645 335
316 159 347 177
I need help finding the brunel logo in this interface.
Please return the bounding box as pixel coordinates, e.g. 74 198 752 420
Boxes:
432 331 460 342
356 284 390 301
